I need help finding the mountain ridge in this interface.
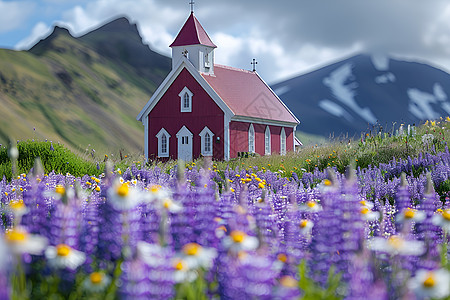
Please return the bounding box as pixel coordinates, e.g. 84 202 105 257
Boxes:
0 16 171 156
272 53 450 138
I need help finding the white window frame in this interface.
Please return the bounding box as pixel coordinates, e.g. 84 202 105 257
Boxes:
248 123 255 153
179 86 193 112
199 126 214 157
280 127 286 155
265 126 271 155
156 128 171 157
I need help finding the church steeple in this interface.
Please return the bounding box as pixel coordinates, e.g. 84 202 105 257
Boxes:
170 12 216 74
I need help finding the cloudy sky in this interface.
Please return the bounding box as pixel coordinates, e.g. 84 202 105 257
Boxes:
1 0 450 83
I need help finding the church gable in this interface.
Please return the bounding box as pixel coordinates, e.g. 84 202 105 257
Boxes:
147 68 225 160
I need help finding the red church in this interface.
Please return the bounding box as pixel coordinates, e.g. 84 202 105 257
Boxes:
137 11 299 161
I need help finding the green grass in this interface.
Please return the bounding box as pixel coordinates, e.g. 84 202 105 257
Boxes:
1 120 449 183
0 140 101 180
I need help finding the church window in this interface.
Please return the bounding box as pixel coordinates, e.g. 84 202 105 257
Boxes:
280 127 286 155
248 124 255 153
199 126 214 156
179 87 193 112
265 126 271 155
156 128 171 157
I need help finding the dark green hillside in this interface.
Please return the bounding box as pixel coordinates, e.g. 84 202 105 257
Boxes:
0 17 171 156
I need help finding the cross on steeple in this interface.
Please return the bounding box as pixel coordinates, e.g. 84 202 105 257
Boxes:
251 58 258 72
189 0 195 13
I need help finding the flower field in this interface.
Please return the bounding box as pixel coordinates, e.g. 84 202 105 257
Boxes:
1 123 450 299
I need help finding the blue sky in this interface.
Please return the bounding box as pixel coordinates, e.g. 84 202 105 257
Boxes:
1 0 450 83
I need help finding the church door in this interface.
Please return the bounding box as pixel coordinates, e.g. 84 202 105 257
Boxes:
176 126 193 161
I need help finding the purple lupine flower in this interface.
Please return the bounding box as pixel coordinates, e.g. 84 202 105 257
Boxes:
170 188 194 251
137 241 175 299
119 258 151 299
346 250 387 300
218 253 278 300
79 195 100 271
415 175 443 268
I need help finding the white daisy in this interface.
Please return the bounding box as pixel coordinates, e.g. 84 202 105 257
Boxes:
299 219 314 235
45 244 86 269
155 197 183 213
107 181 140 210
396 208 426 223
82 271 111 293
173 258 197 283
299 200 322 213
408 268 450 299
7 199 28 219
360 206 380 221
4 227 47 255
223 230 259 253
368 235 425 256
432 209 450 233
144 185 171 203
179 242 217 269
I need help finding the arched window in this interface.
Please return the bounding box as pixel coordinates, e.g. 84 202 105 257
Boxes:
161 134 167 154
179 87 193 112
280 127 286 155
183 93 190 110
205 132 211 153
156 128 171 157
248 124 255 153
199 126 214 156
265 126 271 155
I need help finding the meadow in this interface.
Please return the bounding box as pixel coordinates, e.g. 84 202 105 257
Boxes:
1 120 450 299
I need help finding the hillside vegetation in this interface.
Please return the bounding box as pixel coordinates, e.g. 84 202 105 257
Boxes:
0 18 170 156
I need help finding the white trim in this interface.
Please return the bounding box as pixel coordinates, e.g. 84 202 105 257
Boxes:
231 115 297 127
248 123 255 153
265 126 271 155
224 113 231 160
143 115 148 161
199 126 214 156
179 86 193 112
156 128 171 158
280 127 286 155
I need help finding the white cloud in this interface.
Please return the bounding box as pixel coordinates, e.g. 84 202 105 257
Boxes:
0 0 35 33
424 4 450 55
15 22 52 50
7 0 450 82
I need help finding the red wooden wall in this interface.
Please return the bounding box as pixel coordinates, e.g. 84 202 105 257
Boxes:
229 121 294 158
148 68 224 160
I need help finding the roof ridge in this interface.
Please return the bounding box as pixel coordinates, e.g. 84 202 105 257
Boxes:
214 64 254 74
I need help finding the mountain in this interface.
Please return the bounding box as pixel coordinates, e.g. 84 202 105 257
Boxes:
271 54 450 138
0 17 170 156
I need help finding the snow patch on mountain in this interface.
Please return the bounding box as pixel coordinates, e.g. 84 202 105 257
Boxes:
323 63 377 124
434 83 447 101
273 85 290 96
407 83 449 120
375 72 396 84
319 99 353 121
371 54 390 71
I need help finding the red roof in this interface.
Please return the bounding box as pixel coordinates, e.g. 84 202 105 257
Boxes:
170 12 217 48
202 65 298 124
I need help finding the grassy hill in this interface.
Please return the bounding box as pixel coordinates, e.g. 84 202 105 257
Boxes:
0 17 171 157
